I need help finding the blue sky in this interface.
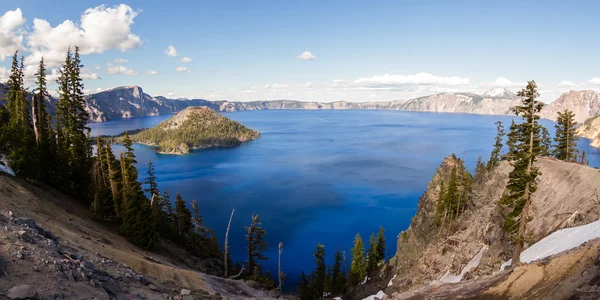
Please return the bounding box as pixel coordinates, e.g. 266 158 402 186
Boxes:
0 0 599 102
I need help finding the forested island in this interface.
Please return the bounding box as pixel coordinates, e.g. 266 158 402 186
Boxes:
110 106 260 154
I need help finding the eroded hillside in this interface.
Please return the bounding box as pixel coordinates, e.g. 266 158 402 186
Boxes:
355 156 600 300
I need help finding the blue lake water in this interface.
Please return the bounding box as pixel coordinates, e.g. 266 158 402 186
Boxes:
88 110 600 291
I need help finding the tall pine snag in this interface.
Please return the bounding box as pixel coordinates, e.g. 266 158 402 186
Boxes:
502 81 545 265
553 109 579 161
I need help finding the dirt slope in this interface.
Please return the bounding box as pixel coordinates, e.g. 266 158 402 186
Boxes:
0 173 281 300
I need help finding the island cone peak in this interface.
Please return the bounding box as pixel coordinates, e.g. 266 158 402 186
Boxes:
122 106 259 154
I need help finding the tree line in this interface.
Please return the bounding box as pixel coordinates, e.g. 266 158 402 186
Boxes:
0 49 279 289
297 226 386 299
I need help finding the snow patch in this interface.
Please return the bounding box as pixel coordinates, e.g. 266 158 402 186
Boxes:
362 290 385 300
333 297 342 300
439 245 488 283
501 219 600 270
388 274 397 287
0 155 15 176
360 276 368 285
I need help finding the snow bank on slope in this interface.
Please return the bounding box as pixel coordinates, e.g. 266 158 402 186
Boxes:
501 218 600 270
363 290 385 300
440 245 488 283
0 155 15 176
388 274 397 287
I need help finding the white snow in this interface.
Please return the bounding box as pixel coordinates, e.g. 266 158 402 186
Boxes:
387 274 397 287
439 245 488 283
501 219 600 270
360 276 368 285
483 88 507 98
362 290 386 300
0 155 15 176
333 297 342 300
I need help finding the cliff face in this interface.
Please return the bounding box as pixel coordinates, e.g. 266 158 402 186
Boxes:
358 156 600 299
540 90 600 123
577 114 600 148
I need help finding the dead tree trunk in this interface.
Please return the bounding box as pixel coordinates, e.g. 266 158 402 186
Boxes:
224 209 235 277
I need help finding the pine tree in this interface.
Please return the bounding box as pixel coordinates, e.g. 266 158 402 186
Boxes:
174 193 192 236
312 243 326 297
32 57 55 182
367 233 378 273
298 271 314 300
505 120 518 161
376 226 386 264
105 142 123 217
144 160 160 197
474 155 486 182
540 126 552 157
332 249 346 294
581 149 588 165
246 213 267 277
349 233 366 285
502 81 544 265
554 109 579 161
91 137 114 218
487 121 505 170
4 51 39 178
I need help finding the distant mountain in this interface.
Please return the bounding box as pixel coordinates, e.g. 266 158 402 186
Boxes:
539 90 600 124
3 84 600 125
482 88 519 100
0 82 58 116
114 106 260 154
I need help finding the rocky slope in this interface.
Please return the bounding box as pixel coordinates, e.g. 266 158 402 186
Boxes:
577 114 600 148
118 106 260 154
539 90 600 123
354 156 600 299
0 173 282 299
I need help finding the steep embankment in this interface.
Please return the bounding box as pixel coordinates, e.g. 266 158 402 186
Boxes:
124 106 260 154
0 173 280 299
357 156 600 300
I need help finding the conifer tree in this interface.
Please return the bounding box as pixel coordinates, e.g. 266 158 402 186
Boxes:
581 149 588 165
367 233 378 273
32 57 55 181
487 121 505 170
298 271 313 300
312 243 326 297
91 137 114 218
349 233 366 285
144 160 160 197
174 193 192 236
540 127 552 157
4 52 38 178
105 142 123 217
332 249 346 294
505 120 518 161
474 155 486 183
246 213 267 277
502 81 544 265
554 109 579 161
376 226 386 264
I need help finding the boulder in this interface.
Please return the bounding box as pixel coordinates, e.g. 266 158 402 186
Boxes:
180 289 191 295
7 285 37 299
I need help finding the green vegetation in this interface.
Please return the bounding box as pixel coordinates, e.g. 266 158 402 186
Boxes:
501 80 545 265
434 156 472 229
114 106 259 154
487 121 505 170
553 109 579 161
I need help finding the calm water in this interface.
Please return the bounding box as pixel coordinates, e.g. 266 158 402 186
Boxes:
88 110 600 290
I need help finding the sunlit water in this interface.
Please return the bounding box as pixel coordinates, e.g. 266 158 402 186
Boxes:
89 110 600 291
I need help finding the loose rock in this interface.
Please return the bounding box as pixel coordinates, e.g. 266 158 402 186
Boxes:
7 285 38 299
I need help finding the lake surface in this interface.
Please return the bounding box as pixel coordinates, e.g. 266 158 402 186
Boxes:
89 110 600 291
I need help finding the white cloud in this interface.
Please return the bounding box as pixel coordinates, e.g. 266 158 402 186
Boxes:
296 51 316 60
306 82 313 88
145 70 158 75
242 86 259 95
0 67 10 82
26 4 142 67
167 91 175 97
96 88 103 92
491 77 526 88
334 73 470 91
81 69 100 80
180 56 192 63
588 78 600 85
557 80 575 87
114 58 128 64
0 8 26 61
107 65 138 75
94 64 101 70
176 66 191 74
165 45 177 57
